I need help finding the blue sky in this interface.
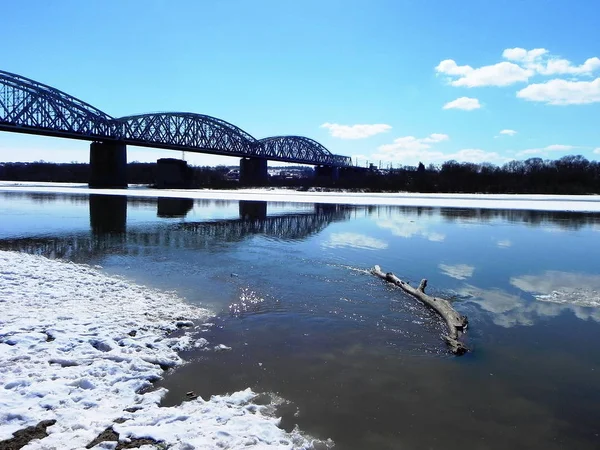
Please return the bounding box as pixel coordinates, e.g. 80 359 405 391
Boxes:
1 0 599 167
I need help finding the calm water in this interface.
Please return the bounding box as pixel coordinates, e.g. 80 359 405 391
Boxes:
1 191 600 450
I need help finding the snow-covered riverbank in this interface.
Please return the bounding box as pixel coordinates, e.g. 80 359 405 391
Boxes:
1 181 600 212
0 251 328 449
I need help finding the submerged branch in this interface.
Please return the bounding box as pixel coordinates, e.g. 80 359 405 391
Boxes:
371 265 468 355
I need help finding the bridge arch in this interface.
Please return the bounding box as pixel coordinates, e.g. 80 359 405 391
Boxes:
115 112 258 156
258 135 350 166
0 70 113 138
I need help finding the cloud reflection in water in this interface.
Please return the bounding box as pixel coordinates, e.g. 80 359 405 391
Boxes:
322 232 388 250
376 218 445 242
511 271 600 308
439 263 475 280
460 271 600 327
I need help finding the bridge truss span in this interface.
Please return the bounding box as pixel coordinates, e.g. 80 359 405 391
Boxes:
0 70 114 139
116 112 258 157
258 136 352 166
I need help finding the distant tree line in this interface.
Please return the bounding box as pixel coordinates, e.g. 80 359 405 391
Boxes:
0 162 240 188
0 162 92 183
335 155 600 194
1 155 599 194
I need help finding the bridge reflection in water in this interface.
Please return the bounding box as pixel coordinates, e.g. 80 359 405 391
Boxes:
89 194 128 234
157 198 195 218
0 195 355 261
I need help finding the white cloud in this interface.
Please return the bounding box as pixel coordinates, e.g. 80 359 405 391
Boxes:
594 148 600 154
377 133 448 155
374 133 506 165
545 144 575 151
443 97 481 110
436 59 532 87
435 59 472 76
450 149 508 163
374 134 447 164
540 57 600 76
503 47 600 76
320 123 392 139
517 150 547 156
516 144 576 157
439 263 475 280
499 129 517 136
502 47 548 65
322 232 388 250
421 133 450 143
437 48 600 101
517 78 600 105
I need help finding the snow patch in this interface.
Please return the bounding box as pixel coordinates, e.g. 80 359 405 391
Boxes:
0 250 328 449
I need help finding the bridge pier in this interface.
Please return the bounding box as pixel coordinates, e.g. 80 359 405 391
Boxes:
156 158 192 188
239 200 267 220
239 157 268 186
315 165 340 181
89 141 128 188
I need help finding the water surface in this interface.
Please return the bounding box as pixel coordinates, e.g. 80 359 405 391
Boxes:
1 191 599 449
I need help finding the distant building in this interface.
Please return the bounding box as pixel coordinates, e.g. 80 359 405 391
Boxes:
225 169 240 181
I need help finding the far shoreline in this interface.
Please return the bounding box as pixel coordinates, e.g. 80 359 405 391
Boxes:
1 181 600 212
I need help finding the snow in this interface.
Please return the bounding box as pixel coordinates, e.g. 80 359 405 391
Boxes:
1 181 600 211
0 250 329 449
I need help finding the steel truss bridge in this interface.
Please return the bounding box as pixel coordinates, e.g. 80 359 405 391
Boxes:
0 70 352 167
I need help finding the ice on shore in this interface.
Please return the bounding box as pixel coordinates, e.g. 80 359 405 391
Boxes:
0 250 328 449
1 181 600 212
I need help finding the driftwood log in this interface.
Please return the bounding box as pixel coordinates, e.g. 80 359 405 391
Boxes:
371 265 468 355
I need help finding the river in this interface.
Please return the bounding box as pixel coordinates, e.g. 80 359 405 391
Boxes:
1 189 599 449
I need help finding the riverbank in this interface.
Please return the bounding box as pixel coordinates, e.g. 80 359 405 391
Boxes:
1 181 600 212
0 250 329 449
